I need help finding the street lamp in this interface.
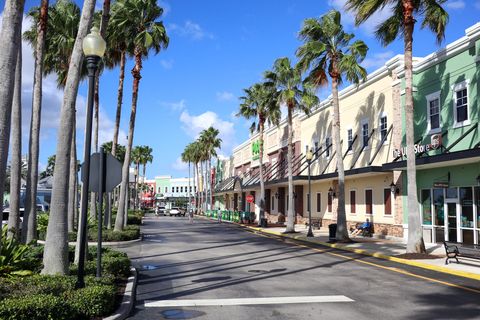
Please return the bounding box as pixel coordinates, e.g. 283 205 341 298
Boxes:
306 149 314 237
77 26 106 289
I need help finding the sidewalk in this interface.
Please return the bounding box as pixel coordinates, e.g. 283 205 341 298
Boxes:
206 216 480 281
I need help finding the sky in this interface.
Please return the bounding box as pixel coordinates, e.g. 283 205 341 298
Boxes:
4 0 480 179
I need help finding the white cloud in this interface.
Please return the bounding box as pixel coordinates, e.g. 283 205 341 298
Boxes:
446 0 465 9
216 91 234 102
362 51 395 70
159 99 186 111
168 21 214 40
179 110 236 155
160 59 173 69
327 0 393 35
172 156 188 172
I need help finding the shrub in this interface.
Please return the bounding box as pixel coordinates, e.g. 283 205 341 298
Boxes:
70 252 130 278
88 225 140 242
0 294 74 320
0 227 37 276
68 284 116 318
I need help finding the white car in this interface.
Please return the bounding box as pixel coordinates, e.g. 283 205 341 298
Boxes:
168 207 184 217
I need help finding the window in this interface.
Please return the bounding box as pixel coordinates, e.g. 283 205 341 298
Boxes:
453 81 470 126
271 196 274 211
165 187 168 193
365 189 372 214
316 193 321 213
421 189 432 225
350 190 356 214
327 193 332 213
314 141 319 151
426 91 441 133
362 122 369 147
347 129 353 151
384 188 391 215
176 187 179 192
158 187 161 193
380 115 387 141
460 187 473 228
180 186 183 193
433 189 444 226
190 186 192 192
325 137 331 157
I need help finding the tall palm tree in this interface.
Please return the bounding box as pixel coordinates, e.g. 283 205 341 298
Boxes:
199 127 222 211
8 39 23 240
102 141 126 163
0 0 26 248
131 146 142 210
182 144 194 212
296 10 368 242
22 0 49 244
42 0 97 275
265 57 319 233
113 0 169 231
237 82 280 226
346 0 448 253
140 145 153 181
191 142 201 213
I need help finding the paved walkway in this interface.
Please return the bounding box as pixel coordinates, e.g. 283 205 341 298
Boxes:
207 218 480 280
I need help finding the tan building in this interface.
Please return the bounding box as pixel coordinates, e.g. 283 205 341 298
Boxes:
215 55 407 239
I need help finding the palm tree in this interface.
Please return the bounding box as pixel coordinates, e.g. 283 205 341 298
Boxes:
131 146 142 210
237 82 280 226
296 10 368 242
102 140 126 228
346 0 448 253
8 39 22 240
42 0 97 275
0 0 26 248
22 0 49 244
199 127 222 211
181 144 194 212
139 145 153 181
114 0 169 231
265 57 319 233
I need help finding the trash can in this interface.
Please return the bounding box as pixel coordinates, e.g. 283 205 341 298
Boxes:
260 218 268 228
328 223 337 242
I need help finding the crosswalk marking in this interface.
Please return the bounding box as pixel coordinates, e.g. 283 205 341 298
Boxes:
144 295 354 307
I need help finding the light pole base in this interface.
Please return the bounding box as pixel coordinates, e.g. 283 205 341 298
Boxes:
306 226 314 237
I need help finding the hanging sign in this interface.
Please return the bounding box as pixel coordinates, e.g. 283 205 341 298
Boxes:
251 140 261 160
433 181 449 188
393 134 442 159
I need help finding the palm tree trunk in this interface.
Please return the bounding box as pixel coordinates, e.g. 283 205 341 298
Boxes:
23 0 49 244
209 158 212 210
111 50 126 156
188 162 191 210
258 120 265 226
285 106 295 233
0 1 25 245
67 116 77 233
8 43 22 240
195 162 199 213
43 0 96 275
403 0 425 253
332 77 349 241
115 48 142 231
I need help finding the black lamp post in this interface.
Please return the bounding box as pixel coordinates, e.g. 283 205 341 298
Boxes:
306 149 314 237
77 26 106 289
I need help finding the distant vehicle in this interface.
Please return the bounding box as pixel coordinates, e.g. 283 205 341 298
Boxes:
168 207 184 217
155 205 166 216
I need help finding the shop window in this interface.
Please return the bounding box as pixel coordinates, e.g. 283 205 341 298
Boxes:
433 189 445 226
426 91 441 133
365 189 372 214
453 81 470 127
347 129 353 151
384 189 391 215
476 187 480 229
327 193 332 213
446 188 457 199
421 189 432 225
316 193 321 213
350 190 356 214
460 187 473 228
362 122 369 147
380 115 388 141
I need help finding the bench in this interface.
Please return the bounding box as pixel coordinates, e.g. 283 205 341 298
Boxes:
305 219 322 230
443 241 480 265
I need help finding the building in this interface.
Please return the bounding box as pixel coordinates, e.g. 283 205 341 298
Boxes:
214 22 480 245
154 175 195 208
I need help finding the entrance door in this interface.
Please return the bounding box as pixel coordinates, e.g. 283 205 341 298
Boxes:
446 202 458 242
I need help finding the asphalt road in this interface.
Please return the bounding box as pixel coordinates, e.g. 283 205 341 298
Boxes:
116 215 480 320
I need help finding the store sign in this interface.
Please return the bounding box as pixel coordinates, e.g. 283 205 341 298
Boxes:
246 195 254 203
393 134 442 159
433 181 449 188
251 140 261 160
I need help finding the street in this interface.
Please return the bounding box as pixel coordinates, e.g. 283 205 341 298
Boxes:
117 216 480 320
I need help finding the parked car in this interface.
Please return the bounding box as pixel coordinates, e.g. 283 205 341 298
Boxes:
168 207 184 217
155 205 166 216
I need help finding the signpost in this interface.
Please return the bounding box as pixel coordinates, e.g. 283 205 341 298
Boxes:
246 194 254 203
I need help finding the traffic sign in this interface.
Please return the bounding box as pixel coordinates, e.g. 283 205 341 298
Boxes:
246 195 254 203
82 152 122 192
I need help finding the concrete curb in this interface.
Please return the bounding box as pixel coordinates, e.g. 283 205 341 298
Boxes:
104 266 138 320
199 215 480 281
36 237 143 247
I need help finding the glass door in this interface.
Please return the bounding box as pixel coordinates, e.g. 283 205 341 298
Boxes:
446 202 458 242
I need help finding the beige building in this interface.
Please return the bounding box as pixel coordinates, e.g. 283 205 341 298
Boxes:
215 55 407 238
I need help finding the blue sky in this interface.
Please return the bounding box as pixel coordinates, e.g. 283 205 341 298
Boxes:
9 0 480 179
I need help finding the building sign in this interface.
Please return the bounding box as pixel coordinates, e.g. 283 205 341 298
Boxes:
251 140 261 160
246 194 254 203
393 134 442 159
433 181 449 188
